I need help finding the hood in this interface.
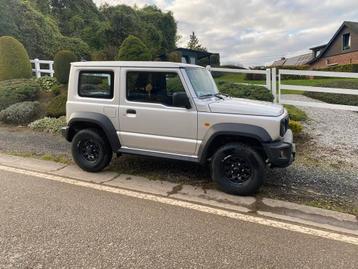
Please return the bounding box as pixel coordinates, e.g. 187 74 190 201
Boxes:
208 97 284 117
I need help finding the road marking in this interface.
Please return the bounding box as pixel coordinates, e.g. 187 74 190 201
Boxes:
1 164 357 246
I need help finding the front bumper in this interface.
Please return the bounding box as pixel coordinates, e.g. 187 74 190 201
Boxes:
263 129 296 168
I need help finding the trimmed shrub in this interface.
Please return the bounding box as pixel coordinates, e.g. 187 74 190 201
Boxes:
289 120 303 135
0 36 32 81
0 79 40 110
46 94 67 118
284 105 307 121
116 35 152 61
56 36 90 60
29 116 66 134
37 76 59 92
0 101 40 124
217 81 274 102
54 50 77 84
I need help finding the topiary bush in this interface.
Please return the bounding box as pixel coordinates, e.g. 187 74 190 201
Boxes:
0 101 41 124
54 50 77 84
46 94 67 118
0 36 32 81
116 35 152 61
36 76 59 92
217 81 274 102
0 79 40 111
29 116 66 134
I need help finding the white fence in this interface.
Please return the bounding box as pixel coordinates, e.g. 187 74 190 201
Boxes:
30 59 54 78
208 66 272 92
276 68 358 112
209 66 358 111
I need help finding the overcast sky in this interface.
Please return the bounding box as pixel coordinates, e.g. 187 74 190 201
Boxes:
94 0 358 67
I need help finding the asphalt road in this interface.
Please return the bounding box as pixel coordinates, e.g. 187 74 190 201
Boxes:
0 170 357 268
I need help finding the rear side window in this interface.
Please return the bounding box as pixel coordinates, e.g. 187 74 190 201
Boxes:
78 71 114 99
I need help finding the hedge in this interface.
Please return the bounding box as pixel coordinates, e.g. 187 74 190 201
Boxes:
304 80 358 106
0 79 40 111
29 116 66 134
316 64 358 73
0 36 32 81
217 81 274 102
116 35 152 61
0 101 41 124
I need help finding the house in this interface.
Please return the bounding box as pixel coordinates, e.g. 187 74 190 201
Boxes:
162 48 220 66
271 21 358 69
308 21 358 69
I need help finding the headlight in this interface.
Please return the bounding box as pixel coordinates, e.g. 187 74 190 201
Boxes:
280 116 289 137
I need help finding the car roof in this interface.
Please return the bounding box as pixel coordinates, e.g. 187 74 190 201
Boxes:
71 61 203 69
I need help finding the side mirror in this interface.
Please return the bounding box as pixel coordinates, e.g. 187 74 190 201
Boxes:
173 92 191 109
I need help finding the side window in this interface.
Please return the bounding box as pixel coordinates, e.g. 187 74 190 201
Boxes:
126 71 187 107
78 71 114 99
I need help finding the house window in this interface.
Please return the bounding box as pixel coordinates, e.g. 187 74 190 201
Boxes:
343 33 351 50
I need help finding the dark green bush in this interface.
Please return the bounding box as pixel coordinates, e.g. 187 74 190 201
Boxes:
0 101 40 124
46 94 67 118
0 36 32 81
303 80 358 106
0 79 40 110
272 65 310 80
54 50 77 84
317 64 358 73
166 51 181 62
116 35 152 61
217 81 274 102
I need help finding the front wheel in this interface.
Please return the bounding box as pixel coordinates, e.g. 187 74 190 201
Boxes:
211 143 265 196
72 129 112 172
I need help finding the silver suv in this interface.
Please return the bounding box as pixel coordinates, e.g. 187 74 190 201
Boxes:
62 61 295 195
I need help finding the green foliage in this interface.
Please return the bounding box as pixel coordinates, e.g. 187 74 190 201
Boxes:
29 116 66 134
289 120 303 135
46 94 67 118
56 36 90 60
317 64 358 73
284 105 308 121
116 35 152 61
36 76 59 92
304 80 358 106
0 36 32 81
187 32 206 51
54 50 77 84
0 101 41 124
0 79 40 110
217 81 274 102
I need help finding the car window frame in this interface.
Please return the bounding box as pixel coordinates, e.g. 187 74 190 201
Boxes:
78 70 115 99
125 69 189 108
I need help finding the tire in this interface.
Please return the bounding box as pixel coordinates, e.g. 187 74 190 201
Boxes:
71 128 112 172
211 143 265 196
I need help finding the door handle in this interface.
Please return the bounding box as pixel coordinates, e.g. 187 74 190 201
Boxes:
126 109 136 115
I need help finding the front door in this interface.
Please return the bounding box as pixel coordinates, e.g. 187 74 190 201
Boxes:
118 68 198 156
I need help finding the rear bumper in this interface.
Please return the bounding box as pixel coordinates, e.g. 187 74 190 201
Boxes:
263 129 295 168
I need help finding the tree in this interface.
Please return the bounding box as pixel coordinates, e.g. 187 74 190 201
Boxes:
116 35 152 61
187 32 207 51
54 50 77 84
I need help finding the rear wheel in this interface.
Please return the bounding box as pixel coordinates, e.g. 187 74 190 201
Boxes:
72 129 112 172
211 143 265 195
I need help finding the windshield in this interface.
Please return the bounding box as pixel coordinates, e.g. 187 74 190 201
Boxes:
185 67 218 98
